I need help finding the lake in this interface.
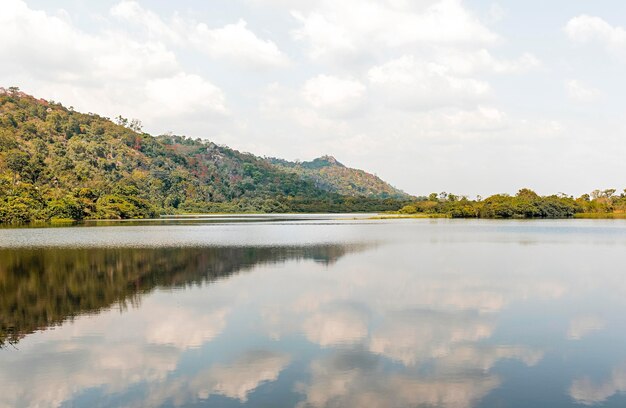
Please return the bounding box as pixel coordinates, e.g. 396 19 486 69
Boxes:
2 217 626 407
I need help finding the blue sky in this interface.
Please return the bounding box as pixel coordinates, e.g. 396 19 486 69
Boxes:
2 0 625 196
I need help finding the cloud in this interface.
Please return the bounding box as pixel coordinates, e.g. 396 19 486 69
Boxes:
191 19 290 68
565 80 602 103
486 3 505 24
292 0 498 62
302 75 367 116
433 49 541 75
110 0 182 43
368 55 491 110
0 0 179 82
144 73 228 118
110 1 290 68
565 15 626 58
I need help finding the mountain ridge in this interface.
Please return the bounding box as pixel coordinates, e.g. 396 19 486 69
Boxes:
0 88 409 223
266 155 408 199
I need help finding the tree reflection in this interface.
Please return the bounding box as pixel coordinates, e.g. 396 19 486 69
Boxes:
0 244 369 347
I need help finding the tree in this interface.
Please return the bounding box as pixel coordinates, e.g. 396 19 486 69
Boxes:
603 189 616 198
4 149 30 183
115 115 129 127
129 119 143 133
517 188 539 199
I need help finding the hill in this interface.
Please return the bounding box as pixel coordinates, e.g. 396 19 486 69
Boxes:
0 88 409 224
267 155 408 199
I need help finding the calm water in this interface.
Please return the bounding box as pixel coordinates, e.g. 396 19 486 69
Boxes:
2 217 626 408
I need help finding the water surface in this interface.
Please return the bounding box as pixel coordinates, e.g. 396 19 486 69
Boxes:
2 218 626 407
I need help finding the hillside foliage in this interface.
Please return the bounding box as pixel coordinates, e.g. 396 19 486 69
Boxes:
268 155 408 199
0 89 408 224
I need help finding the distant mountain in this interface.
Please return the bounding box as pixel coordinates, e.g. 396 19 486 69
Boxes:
0 88 409 223
267 155 409 199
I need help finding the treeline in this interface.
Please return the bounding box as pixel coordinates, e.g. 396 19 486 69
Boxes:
398 188 626 219
0 89 408 224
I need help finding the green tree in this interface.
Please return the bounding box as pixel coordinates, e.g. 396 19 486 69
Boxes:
4 149 30 183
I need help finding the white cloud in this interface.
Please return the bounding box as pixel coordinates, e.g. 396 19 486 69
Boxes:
487 3 505 24
302 75 367 116
565 15 626 58
441 106 508 132
292 0 498 62
145 73 228 117
565 79 602 103
368 55 491 110
110 1 290 69
0 0 179 82
191 19 290 68
434 49 541 75
110 0 182 43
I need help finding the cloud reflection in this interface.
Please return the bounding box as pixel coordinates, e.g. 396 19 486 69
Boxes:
130 350 291 407
570 363 626 405
296 350 500 408
567 314 605 340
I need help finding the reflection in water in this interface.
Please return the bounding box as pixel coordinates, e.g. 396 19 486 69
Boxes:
297 350 500 408
136 350 292 407
0 244 368 347
567 314 606 340
2 220 626 407
570 363 626 405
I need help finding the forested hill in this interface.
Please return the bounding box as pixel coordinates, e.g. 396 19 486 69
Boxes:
0 88 409 224
267 155 409 199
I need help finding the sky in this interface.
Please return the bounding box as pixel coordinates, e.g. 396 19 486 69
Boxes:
1 0 625 197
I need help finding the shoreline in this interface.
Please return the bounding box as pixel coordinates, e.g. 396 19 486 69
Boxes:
3 212 626 228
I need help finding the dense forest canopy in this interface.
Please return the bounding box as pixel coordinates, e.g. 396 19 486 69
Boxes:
0 87 624 224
